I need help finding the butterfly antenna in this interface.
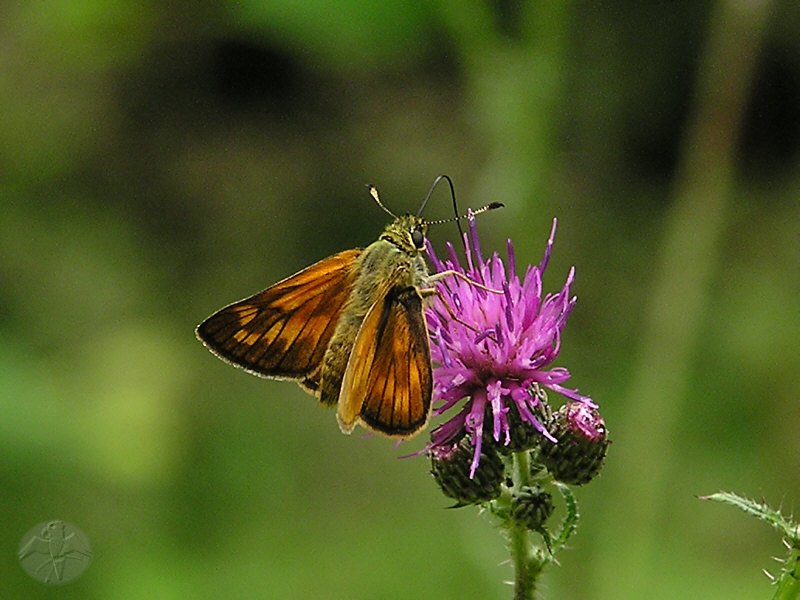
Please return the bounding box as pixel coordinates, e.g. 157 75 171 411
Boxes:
417 174 466 238
421 175 504 240
417 174 454 215
366 184 397 219
468 201 505 217
426 202 505 229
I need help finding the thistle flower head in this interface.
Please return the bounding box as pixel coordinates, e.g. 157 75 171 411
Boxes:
425 215 594 478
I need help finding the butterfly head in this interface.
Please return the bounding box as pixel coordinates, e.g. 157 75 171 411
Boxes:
366 179 502 258
380 214 429 255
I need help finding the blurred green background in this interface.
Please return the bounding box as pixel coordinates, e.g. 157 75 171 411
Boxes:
2 1 799 598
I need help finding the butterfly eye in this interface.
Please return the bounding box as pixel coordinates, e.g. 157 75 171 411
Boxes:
411 228 425 249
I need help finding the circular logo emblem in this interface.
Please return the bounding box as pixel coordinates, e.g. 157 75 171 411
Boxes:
18 520 92 585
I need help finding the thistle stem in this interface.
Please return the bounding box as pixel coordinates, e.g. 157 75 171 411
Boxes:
514 447 531 487
508 451 545 600
772 550 800 600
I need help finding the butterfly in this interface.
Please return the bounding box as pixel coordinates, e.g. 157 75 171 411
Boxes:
196 177 502 438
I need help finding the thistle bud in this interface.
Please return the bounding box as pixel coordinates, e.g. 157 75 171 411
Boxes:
510 486 554 531
539 402 609 485
430 437 504 505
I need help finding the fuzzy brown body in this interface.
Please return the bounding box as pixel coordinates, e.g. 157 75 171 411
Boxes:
319 220 429 407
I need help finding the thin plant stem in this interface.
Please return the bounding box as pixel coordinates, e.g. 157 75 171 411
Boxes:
510 451 532 599
508 450 546 600
772 544 800 600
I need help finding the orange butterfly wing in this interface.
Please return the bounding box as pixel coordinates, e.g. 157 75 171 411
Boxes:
196 249 361 394
337 283 432 438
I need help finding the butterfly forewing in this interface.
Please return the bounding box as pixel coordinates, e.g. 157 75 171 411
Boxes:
196 249 361 387
337 282 432 437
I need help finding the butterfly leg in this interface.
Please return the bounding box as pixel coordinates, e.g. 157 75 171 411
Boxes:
418 286 484 336
420 273 501 342
426 269 503 294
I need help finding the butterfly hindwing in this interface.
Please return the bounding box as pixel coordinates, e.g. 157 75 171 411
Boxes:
196 249 361 390
337 280 432 437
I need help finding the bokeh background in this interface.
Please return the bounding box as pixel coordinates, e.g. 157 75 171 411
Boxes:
2 1 799 598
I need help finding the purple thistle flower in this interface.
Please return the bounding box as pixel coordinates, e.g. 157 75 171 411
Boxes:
425 215 594 478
